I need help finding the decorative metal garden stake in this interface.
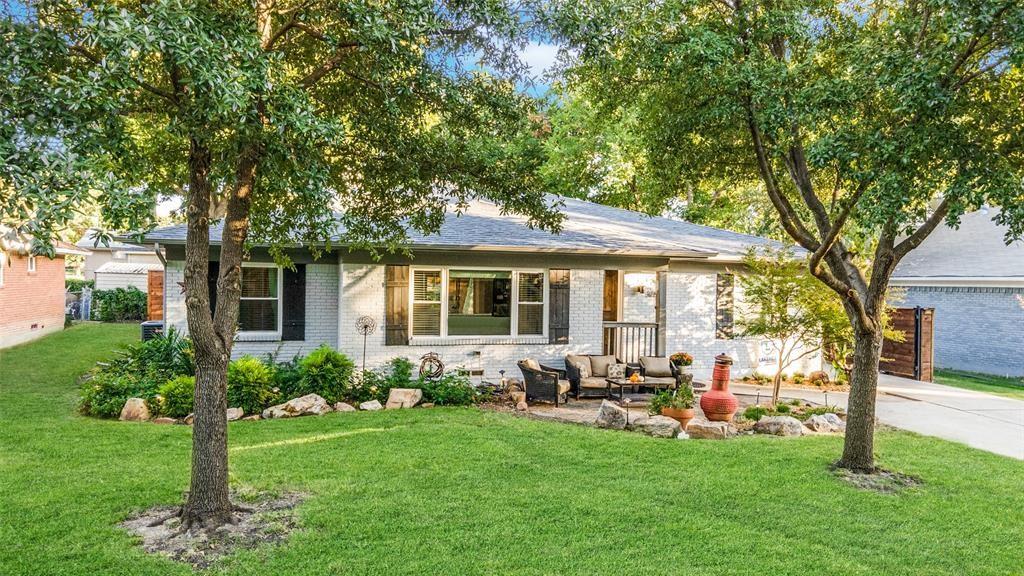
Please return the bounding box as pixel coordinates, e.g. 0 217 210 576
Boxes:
354 316 377 372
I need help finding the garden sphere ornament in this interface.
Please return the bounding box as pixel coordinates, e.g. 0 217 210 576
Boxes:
354 316 377 372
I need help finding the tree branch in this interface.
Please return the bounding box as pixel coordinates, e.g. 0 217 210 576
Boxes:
298 44 362 88
893 197 950 260
70 45 178 104
809 183 867 276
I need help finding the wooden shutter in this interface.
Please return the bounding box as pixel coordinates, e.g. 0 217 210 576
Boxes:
549 269 570 344
385 265 409 345
207 261 220 317
715 273 734 339
282 264 306 341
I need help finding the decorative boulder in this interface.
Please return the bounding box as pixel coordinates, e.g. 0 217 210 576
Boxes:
595 400 628 430
119 398 151 422
226 407 244 422
183 413 195 425
359 399 383 411
333 402 357 412
808 371 830 385
754 415 805 436
686 419 736 440
242 415 261 421
804 414 841 433
152 417 177 425
515 400 529 412
822 413 846 430
262 394 333 419
509 390 527 405
385 388 423 409
421 403 435 409
630 415 682 438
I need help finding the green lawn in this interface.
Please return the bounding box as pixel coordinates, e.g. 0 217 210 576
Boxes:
934 368 1024 400
2 324 1023 575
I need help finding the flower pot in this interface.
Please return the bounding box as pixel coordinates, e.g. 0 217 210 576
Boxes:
661 407 695 429
699 353 738 422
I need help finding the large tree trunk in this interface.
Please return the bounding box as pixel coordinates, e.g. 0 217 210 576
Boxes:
837 323 884 472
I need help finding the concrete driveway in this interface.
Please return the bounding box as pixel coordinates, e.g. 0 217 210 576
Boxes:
732 374 1024 460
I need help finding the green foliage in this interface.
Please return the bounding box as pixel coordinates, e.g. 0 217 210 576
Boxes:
743 405 770 422
77 329 193 417
292 345 356 404
91 287 147 322
65 278 94 292
157 376 195 418
421 373 484 406
359 357 418 404
647 383 695 415
227 356 279 414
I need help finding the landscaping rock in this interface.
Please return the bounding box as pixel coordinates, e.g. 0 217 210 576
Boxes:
183 413 195 425
421 403 435 409
509 390 527 404
595 400 627 430
754 415 805 436
823 413 846 430
804 414 842 433
119 398 151 422
686 419 736 440
242 415 261 421
333 402 356 412
359 399 383 411
808 371 830 385
152 417 177 425
385 388 423 409
262 394 333 419
226 408 244 422
630 415 682 438
515 400 529 412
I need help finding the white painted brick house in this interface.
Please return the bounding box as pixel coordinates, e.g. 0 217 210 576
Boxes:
147 196 821 382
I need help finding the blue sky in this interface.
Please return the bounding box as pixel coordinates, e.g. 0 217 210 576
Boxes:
517 41 561 96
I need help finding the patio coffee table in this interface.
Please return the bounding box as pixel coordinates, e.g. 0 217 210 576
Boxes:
605 377 674 404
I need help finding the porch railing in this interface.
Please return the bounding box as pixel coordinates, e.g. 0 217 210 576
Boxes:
602 322 659 363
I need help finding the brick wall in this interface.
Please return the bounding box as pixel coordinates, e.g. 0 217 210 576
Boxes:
895 285 1024 377
0 252 66 349
165 260 339 360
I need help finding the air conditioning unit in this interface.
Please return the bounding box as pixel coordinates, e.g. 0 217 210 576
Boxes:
140 320 165 341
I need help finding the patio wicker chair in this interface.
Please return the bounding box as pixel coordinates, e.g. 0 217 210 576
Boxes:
517 359 571 406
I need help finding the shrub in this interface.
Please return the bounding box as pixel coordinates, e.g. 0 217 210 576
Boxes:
293 345 355 403
421 373 483 406
158 376 195 418
79 372 160 418
228 356 279 414
648 384 695 415
358 357 418 403
743 405 769 422
92 287 147 322
65 278 94 292
774 403 791 413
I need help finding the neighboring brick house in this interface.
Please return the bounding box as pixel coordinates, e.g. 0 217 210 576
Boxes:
0 240 90 349
891 208 1024 377
143 196 820 382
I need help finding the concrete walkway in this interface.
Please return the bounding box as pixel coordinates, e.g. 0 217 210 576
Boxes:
734 375 1024 460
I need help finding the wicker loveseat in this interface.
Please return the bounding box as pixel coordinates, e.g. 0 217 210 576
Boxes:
637 356 682 388
517 359 572 406
564 354 630 399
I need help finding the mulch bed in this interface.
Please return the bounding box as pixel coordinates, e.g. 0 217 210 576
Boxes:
121 491 306 569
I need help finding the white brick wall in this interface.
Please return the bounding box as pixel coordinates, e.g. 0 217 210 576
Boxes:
164 260 339 361
339 263 603 378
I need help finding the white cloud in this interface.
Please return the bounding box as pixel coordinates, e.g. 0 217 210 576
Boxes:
519 42 560 79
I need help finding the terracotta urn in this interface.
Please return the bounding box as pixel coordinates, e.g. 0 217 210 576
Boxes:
660 407 696 429
699 353 739 422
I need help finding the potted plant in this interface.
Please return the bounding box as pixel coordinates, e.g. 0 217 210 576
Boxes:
648 383 696 428
670 352 694 373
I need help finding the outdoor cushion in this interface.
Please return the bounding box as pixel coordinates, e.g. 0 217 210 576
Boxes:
589 355 618 377
522 358 541 371
640 356 673 377
643 376 676 386
565 354 592 378
557 380 571 394
580 377 608 389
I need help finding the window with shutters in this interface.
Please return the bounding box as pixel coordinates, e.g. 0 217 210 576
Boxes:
238 264 281 335
409 267 547 339
715 273 735 340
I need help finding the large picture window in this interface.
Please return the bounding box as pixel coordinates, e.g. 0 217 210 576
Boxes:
239 265 280 334
410 268 547 338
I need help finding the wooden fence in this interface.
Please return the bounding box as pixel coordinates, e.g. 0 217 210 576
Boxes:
147 270 164 321
880 307 934 381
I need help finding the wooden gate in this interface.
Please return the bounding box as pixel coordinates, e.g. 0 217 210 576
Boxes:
147 269 164 321
880 307 934 381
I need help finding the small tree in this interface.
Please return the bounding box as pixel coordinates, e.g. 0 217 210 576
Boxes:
738 249 827 405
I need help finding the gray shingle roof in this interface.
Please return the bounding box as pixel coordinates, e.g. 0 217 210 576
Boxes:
77 229 154 253
893 208 1024 279
140 195 791 259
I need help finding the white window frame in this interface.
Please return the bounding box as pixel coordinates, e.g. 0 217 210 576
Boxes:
237 262 283 340
408 266 549 342
27 255 37 273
